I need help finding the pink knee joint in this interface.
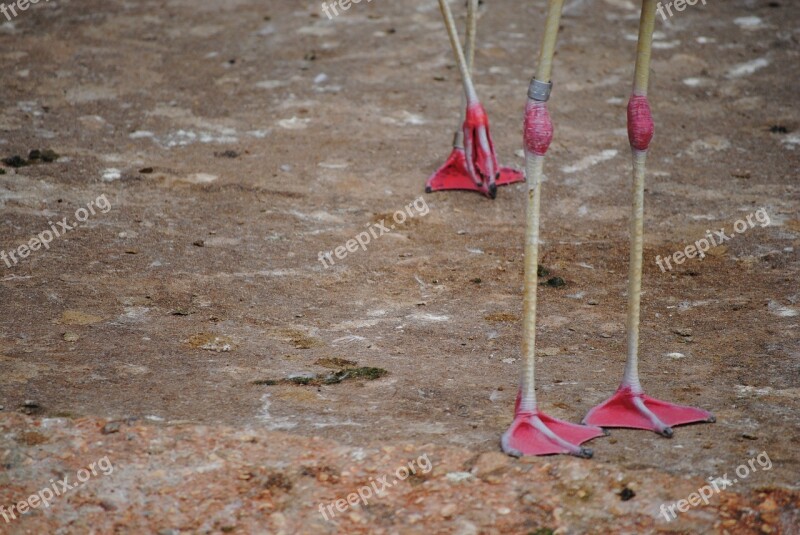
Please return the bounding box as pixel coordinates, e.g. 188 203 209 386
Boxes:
523 101 554 156
465 102 489 128
627 95 655 152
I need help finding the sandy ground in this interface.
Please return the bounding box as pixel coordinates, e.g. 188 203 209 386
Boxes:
0 0 798 532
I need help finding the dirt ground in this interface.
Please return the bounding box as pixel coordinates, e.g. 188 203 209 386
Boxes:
0 0 798 533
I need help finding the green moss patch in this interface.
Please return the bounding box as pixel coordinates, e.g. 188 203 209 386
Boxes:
253 366 388 387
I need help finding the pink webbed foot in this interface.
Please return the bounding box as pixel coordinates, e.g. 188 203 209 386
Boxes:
501 391 606 458
425 147 523 197
427 100 524 198
583 385 715 437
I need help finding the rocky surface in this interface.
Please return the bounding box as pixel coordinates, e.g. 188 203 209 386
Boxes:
0 414 798 534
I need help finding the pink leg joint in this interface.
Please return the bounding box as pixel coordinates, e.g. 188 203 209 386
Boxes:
462 102 500 194
523 101 554 157
627 95 655 152
465 101 489 128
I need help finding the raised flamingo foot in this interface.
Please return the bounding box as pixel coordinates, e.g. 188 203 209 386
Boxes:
583 385 715 437
501 390 606 458
425 147 524 198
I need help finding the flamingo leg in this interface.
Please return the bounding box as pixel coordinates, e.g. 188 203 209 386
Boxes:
501 0 604 458
426 0 523 197
583 0 715 435
452 0 478 150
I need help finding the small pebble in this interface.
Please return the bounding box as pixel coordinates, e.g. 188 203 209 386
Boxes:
349 512 366 524
441 503 457 518
102 421 122 434
758 498 778 512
